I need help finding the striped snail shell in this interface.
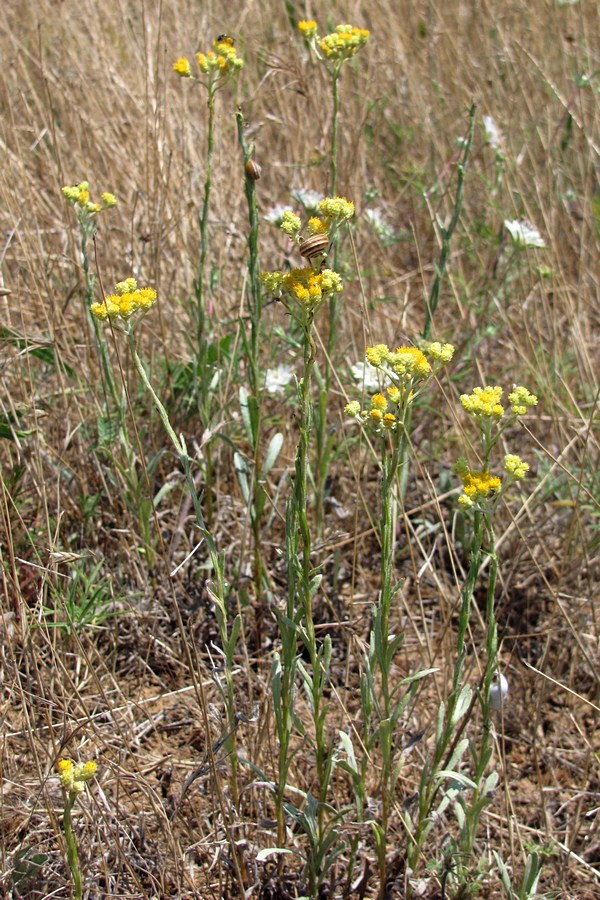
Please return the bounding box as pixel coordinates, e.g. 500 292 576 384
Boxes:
245 159 261 180
299 233 329 260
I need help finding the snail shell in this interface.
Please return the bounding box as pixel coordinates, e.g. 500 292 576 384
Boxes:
245 159 261 180
299 233 329 260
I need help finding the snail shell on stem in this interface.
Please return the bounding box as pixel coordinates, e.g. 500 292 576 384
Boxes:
299 233 329 261
245 159 261 180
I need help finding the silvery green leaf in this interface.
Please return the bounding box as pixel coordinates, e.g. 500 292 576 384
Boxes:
444 737 470 773
450 685 472 726
308 574 322 599
435 769 477 789
262 432 284 476
483 771 499 796
233 451 250 504
338 731 357 771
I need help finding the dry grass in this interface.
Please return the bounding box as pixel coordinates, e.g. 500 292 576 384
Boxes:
1 0 599 897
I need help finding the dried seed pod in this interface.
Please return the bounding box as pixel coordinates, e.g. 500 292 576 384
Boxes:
245 159 261 180
299 233 329 260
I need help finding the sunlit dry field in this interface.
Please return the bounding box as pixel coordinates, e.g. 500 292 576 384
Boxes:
1 1 599 897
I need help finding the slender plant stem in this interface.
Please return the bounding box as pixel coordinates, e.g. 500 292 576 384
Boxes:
195 84 216 340
330 70 340 196
235 109 268 615
62 796 82 900
422 104 476 340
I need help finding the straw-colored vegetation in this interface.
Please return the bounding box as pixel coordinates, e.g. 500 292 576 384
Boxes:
1 0 598 897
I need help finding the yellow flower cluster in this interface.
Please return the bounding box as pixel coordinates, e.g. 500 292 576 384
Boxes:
298 20 317 38
174 38 243 82
57 758 97 795
460 385 505 420
504 454 530 479
307 216 328 235
459 470 502 509
298 20 369 62
173 57 192 76
62 182 117 216
346 341 454 434
90 278 157 323
316 196 355 226
261 266 342 311
280 210 302 237
453 459 502 509
508 385 538 416
274 196 354 269
319 24 370 61
344 383 408 434
365 343 451 383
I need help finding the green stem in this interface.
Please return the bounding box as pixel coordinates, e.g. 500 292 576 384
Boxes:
236 109 267 613
195 83 216 341
235 110 262 398
374 430 407 899
330 70 340 196
62 795 82 900
80 224 120 416
409 508 484 872
314 69 342 535
462 517 498 853
422 104 476 340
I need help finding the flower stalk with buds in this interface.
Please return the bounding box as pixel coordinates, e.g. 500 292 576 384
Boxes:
56 758 97 900
345 340 455 897
408 383 538 877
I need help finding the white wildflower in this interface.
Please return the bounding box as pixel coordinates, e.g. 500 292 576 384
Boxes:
364 207 395 241
483 115 503 154
264 204 288 226
350 360 380 392
291 187 324 211
504 218 546 248
264 364 294 394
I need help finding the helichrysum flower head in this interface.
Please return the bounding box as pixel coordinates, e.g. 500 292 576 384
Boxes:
347 341 453 435
319 24 370 61
316 196 355 228
366 344 391 367
454 459 502 509
90 278 157 325
62 181 117 218
57 758 97 794
425 341 455 364
261 266 342 313
173 56 192 76
460 385 505 420
504 218 545 248
389 346 431 380
354 340 453 425
504 454 529 479
508 385 538 416
176 40 243 83
280 210 302 237
307 216 328 235
298 20 318 39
